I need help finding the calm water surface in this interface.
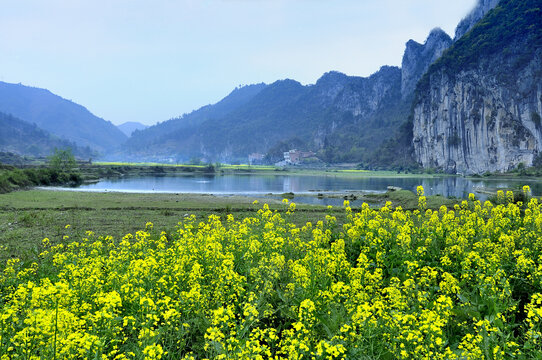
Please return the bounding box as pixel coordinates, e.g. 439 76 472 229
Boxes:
73 174 542 206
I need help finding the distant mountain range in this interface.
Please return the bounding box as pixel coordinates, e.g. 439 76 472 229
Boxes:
120 28 451 165
117 122 148 137
0 82 126 153
1 0 540 174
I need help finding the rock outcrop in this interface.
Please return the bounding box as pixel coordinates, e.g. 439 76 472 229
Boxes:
401 28 452 98
413 53 542 174
319 66 401 118
413 0 542 174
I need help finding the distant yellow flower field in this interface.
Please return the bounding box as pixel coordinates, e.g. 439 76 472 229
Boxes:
93 161 277 171
1 186 541 359
336 169 370 173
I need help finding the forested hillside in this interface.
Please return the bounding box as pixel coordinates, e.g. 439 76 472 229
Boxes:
0 82 126 153
0 112 94 158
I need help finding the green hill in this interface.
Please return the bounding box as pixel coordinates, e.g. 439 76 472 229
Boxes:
0 82 127 153
123 83 267 159
121 68 406 164
0 111 94 158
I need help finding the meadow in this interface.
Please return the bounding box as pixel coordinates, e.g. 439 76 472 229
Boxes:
0 186 541 359
0 190 332 262
0 189 457 263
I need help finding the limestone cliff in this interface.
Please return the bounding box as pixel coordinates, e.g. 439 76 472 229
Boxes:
413 52 542 174
413 0 542 174
317 67 401 119
401 28 452 98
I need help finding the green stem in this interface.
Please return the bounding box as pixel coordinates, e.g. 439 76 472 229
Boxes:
53 297 59 360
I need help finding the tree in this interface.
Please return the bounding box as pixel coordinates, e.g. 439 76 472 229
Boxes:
189 157 203 165
47 148 77 172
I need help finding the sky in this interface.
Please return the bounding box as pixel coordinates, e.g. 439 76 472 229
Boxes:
0 0 477 126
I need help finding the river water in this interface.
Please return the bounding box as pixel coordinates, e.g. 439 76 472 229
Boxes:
72 174 542 206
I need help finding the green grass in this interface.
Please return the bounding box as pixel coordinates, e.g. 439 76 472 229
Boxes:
0 190 340 262
94 162 277 171
90 162 442 177
94 161 212 168
0 166 81 193
335 169 370 173
364 189 458 209
0 188 460 263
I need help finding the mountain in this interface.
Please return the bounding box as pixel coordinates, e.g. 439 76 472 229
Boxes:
117 121 148 137
122 69 407 163
454 0 500 40
121 24 453 164
359 28 454 170
121 0 538 173
309 67 405 163
122 83 267 159
0 111 94 158
0 82 127 153
412 0 542 174
401 28 452 97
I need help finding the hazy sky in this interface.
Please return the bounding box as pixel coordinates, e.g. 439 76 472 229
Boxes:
0 0 477 126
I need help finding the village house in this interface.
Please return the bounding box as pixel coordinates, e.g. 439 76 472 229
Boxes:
282 149 315 165
248 153 265 165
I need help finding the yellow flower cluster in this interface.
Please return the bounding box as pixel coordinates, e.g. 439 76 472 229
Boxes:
1 186 542 359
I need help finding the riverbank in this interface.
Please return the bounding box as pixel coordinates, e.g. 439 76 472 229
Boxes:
86 162 446 179
3 162 540 262
0 164 82 193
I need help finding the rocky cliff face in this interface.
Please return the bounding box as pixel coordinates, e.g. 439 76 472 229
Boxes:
318 66 401 118
413 53 542 174
413 0 542 174
401 28 452 97
454 0 500 40
310 66 403 152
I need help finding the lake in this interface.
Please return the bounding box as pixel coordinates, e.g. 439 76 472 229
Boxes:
67 174 542 206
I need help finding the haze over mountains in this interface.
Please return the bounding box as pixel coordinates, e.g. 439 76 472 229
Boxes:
0 82 126 153
122 26 454 165
0 111 94 158
117 122 148 137
0 0 540 174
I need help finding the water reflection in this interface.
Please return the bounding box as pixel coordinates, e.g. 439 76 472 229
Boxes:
77 174 542 205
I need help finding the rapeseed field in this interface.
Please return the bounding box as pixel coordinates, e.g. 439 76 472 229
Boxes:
1 186 542 359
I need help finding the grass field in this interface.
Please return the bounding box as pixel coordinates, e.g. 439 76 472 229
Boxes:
0 188 458 263
0 190 334 262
